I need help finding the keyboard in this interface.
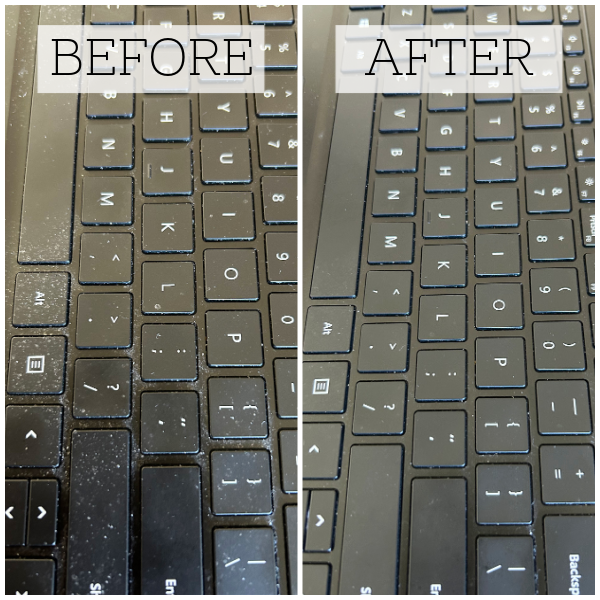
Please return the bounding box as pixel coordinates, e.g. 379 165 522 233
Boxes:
303 5 594 595
6 5 297 595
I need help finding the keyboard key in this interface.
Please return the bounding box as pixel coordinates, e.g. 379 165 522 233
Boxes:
424 154 467 192
202 192 255 241
303 423 343 479
76 293 132 349
90 4 135 24
79 233 133 284
285 505 298 594
83 123 133 169
274 358 297 418
255 29 297 69
199 94 247 131
523 131 567 168
6 559 55 595
204 249 258 301
143 148 193 194
375 135 418 173
521 94 563 128
421 244 467 287
363 270 412 315
540 445 594 503
5 480 28 546
141 323 198 380
7 336 66 395
357 323 410 372
196 5 241 34
475 283 523 329
428 90 467 112
265 232 297 283
476 337 526 388
142 202 194 252
516 3 553 23
353 381 406 435
82 177 133 225
255 74 297 117
303 361 349 414
576 164 595 201
87 84 134 118
415 349 466 400
563 27 584 54
205 311 263 366
573 127 595 161
413 410 466 467
303 564 331 594
371 177 416 216
143 98 191 142
418 295 466 341
389 4 425 26
27 479 58 546
13 272 69 327
530 267 580 313
367 222 414 263
559 4 580 24
474 105 516 140
144 6 188 27
475 144 517 182
426 114 467 150
262 176 297 223
525 171 571 213
565 57 588 88
585 253 595 294
475 233 521 276
537 380 592 434
476 397 529 453
379 97 421 132
477 464 532 524
568 91 593 123
422 197 467 238
474 188 520 227
305 489 336 551
269 293 297 348
533 320 585 370
257 124 298 168
249 5 294 25
279 430 298 493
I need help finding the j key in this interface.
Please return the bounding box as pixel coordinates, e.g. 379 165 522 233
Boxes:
76 293 132 349
6 480 28 546
530 268 580 313
559 4 580 24
389 4 425 26
573 127 594 161
142 261 196 313
209 378 268 438
214 528 277 595
421 244 467 287
90 5 135 24
305 490 336 551
265 232 297 283
415 349 466 400
202 192 255 241
87 86 134 118
533 320 585 370
275 358 297 418
143 148 193 195
537 380 592 434
562 27 584 55
7 336 66 395
304 305 355 354
428 91 467 112
474 105 515 140
544 516 595 595
426 115 467 150
303 564 331 595
525 172 571 213
568 91 593 123
516 4 553 23
13 272 69 327
256 29 297 69
353 381 406 435
262 176 297 223
258 123 298 168
6 560 55 595
477 464 532 524
368 222 414 263
523 131 567 168
363 270 412 315
476 283 523 329
27 479 58 546
279 429 298 493
418 295 466 341
528 219 575 261
521 95 563 128
196 6 241 35
565 57 588 88
372 177 416 216
142 98 191 143
141 467 202 594
303 361 349 414
73 358 131 418
476 397 529 453
83 123 133 169
474 188 519 228
255 74 297 117
211 450 272 514
303 423 343 479
141 392 199 453
357 323 410 372
424 155 467 192
339 445 403 595
475 337 527 388
422 197 466 238
201 138 251 184
379 97 421 133
67 430 129 594
585 253 595 295
79 233 133 284
205 311 263 367
142 203 194 252
475 233 521 276
408 478 467 594
204 249 258 301
249 5 294 25
82 177 133 225
414 410 466 467
199 94 248 131
141 323 198 381
540 445 594 503
576 164 595 201
375 135 418 173
581 205 595 247
269 293 297 348
478 537 535 595
475 145 517 182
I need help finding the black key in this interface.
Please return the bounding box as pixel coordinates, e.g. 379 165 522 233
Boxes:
256 29 297 69
258 123 298 168
141 466 203 594
544 515 595 595
208 378 268 438
474 144 517 182
353 381 406 435
475 233 522 276
530 268 580 313
6 559 55 595
196 5 241 34
563 27 584 55
142 202 194 252
476 337 527 388
270 293 297 348
476 397 529 453
143 98 191 142
415 348 466 401
371 177 416 216
143 148 193 195
12 273 69 327
528 219 576 261
590 302 595 344
204 250 258 301
87 84 134 119
537 380 592 434
82 177 133 225
303 564 331 595
568 91 593 123
79 233 133 284
428 90 467 112
199 94 248 131
533 320 586 370
76 293 132 349
430 11 467 25
303 361 349 414
255 74 297 117
477 464 532 524
420 244 467 287
265 232 297 283
375 135 418 173
426 114 467 150
540 444 594 503
573 127 594 161
214 528 277 595
521 94 563 128
67 430 129 595
285 505 298 594
523 131 567 169
90 5 135 24
565 57 588 88
347 9 382 34
202 192 255 240
559 4 580 24
475 283 524 329
413 410 466 466
27 479 58 546
7 336 65 396
205 311 263 367
516 3 553 23
431 5 467 12
305 490 336 551
249 4 294 25
422 197 466 238
367 222 414 264
84 123 133 169
303 423 343 479
274 358 297 418
262 176 297 223
424 154 467 192
473 5 511 31
141 323 197 380
141 392 199 454
408 478 466 594
279 429 298 493
379 97 421 132
478 537 535 595
389 4 425 26
525 172 571 213
576 164 595 201
474 105 516 140
211 450 272 514
339 445 402 595
418 295 467 341
363 270 412 315
357 323 410 372
580 205 595 247
474 188 520 228
144 6 188 27
585 253 595 295
5 480 28 546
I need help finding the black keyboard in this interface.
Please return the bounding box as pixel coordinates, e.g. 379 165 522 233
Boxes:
303 5 594 595
6 5 297 595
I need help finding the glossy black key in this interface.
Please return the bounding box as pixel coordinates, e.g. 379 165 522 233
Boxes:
269 293 297 348
528 219 575 261
521 95 563 129
203 249 258 301
199 94 247 131
205 311 263 367
303 423 343 479
537 380 592 435
262 176 297 223
265 232 297 283
477 464 532 524
357 323 409 372
27 479 58 546
533 320 585 370
424 154 467 192
143 98 191 142
476 397 529 453
530 268 580 313
279 429 298 493
82 177 133 225
13 272 69 327
83 123 133 170
474 144 517 182
477 537 535 594
475 283 523 329
142 202 194 252
475 337 526 388
143 148 193 195
379 97 421 132
274 358 297 418
202 192 255 241
417 295 467 341
255 74 297 117
540 445 594 503
375 135 418 173
474 105 515 140
6 559 55 595
475 233 521 276
363 270 412 315
415 349 466 400
523 131 567 168
79 233 133 284
474 188 519 227
353 381 406 435
76 293 132 349
5 480 28 546
525 172 571 213
141 323 198 380
367 222 414 264
576 164 595 201
421 244 467 287
573 127 594 161
371 177 416 216
303 361 349 414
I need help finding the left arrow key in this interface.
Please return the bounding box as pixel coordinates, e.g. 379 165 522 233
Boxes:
27 480 59 546
6 480 29 546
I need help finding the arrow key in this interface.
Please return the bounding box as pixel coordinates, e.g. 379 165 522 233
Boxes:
305 490 337 552
6 480 28 546
304 423 343 479
27 479 58 546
